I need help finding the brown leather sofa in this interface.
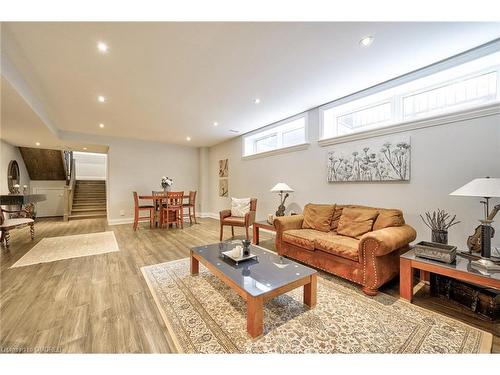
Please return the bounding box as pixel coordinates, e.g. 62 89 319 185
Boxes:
274 204 416 296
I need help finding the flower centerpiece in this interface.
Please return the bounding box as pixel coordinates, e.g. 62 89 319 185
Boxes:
161 176 173 192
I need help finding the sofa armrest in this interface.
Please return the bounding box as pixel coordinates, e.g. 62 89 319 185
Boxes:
359 225 417 257
273 215 304 254
220 209 231 221
274 215 304 233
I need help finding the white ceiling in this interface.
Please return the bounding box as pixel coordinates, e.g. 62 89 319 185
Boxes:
1 22 500 148
0 77 108 153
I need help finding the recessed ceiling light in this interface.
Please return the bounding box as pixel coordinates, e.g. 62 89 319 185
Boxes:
83 147 87 150
97 42 108 53
99 123 105 128
35 142 40 146
213 121 218 127
254 98 261 104
97 95 106 103
359 36 374 47
186 136 191 141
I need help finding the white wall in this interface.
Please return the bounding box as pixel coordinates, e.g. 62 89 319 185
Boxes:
207 109 500 250
30 180 65 217
0 139 30 194
106 137 199 224
74 151 107 180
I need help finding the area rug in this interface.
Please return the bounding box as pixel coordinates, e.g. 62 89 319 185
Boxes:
141 258 493 354
11 231 119 268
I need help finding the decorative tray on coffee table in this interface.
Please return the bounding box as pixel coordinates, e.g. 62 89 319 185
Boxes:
221 248 258 265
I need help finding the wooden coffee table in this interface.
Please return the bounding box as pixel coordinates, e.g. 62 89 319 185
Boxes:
190 241 317 338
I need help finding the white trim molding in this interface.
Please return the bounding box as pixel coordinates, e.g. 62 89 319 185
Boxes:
318 103 500 147
241 142 310 160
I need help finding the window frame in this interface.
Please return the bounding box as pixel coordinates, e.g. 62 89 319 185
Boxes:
318 42 500 146
242 112 309 159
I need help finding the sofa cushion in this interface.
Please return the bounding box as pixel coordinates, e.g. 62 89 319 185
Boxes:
302 203 336 232
283 229 324 251
373 209 405 231
314 234 360 261
337 207 379 239
330 206 344 231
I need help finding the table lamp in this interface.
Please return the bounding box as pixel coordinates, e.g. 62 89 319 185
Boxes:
450 177 500 261
270 183 294 217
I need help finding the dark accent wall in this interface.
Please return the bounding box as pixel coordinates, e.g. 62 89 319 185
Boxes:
19 147 66 180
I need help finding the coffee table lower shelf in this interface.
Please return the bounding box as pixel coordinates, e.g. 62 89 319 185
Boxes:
190 250 317 338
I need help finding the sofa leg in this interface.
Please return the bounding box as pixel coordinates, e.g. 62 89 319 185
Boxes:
362 286 378 296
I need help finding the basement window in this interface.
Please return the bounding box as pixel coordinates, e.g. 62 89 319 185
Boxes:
320 49 500 141
243 113 308 157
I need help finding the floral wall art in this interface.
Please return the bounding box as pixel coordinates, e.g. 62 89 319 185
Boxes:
327 137 411 182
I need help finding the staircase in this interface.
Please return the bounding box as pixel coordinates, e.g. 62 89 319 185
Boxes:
69 180 107 220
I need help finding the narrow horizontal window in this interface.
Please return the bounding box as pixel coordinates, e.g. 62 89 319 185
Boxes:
320 49 500 141
243 114 307 157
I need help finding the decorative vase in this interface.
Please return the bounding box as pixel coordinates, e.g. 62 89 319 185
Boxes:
163 185 171 193
431 229 448 245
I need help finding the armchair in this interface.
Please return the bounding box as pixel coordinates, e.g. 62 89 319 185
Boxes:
0 206 35 250
219 198 257 241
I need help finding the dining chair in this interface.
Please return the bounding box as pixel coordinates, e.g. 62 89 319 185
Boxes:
133 192 154 230
183 191 197 224
160 191 184 229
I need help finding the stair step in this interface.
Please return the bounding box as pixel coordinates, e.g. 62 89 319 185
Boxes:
71 207 107 213
72 202 107 207
69 213 107 220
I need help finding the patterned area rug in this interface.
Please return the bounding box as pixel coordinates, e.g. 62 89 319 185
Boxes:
142 258 492 353
11 231 119 268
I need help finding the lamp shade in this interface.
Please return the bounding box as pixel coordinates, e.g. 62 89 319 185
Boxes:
449 178 500 198
270 183 294 193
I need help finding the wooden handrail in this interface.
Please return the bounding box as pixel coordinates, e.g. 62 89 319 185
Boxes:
63 158 77 221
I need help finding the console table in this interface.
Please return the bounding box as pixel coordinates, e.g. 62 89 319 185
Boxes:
400 249 500 302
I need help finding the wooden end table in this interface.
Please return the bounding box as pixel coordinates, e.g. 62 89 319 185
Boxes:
400 249 500 302
252 221 276 245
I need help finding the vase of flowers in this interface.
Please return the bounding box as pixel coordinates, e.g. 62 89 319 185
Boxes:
161 176 173 192
420 209 460 245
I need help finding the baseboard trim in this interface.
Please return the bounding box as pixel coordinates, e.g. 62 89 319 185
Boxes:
108 213 218 226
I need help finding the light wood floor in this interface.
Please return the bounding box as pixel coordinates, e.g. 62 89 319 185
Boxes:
1 217 498 353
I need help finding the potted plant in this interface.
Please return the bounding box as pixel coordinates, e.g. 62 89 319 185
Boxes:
420 209 460 244
161 176 173 192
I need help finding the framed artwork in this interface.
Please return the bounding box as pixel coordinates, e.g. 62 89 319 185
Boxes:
219 179 228 197
219 159 228 178
327 137 411 182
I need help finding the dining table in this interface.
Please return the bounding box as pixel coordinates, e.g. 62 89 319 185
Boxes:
138 194 190 227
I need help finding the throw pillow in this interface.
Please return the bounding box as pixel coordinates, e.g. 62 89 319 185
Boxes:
337 207 379 239
373 209 405 231
302 203 336 232
231 197 251 217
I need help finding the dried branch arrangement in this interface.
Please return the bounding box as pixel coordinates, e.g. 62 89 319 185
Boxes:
420 209 461 231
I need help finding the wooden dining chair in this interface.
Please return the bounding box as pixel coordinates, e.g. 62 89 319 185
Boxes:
133 192 154 230
183 191 197 224
160 191 184 229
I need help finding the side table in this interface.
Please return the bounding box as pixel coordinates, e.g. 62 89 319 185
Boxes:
252 221 276 245
400 249 500 302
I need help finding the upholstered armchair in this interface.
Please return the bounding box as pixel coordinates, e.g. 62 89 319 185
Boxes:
0 206 35 250
219 198 257 241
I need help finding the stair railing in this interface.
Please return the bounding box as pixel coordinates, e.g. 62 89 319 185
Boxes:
63 158 76 222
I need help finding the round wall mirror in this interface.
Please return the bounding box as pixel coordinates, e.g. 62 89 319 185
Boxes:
7 160 20 194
